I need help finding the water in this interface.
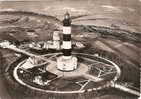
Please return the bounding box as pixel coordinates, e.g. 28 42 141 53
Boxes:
0 0 140 32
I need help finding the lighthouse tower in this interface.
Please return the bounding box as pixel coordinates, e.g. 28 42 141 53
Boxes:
57 12 78 71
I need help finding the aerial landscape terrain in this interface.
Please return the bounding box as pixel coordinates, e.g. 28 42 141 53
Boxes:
0 0 140 99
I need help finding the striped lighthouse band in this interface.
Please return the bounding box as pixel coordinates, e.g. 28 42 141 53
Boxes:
62 41 71 49
63 34 71 41
62 12 72 57
63 27 71 34
62 28 71 56
62 33 72 56
62 49 71 56
62 34 72 56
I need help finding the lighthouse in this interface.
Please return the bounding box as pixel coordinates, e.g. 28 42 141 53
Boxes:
57 12 78 71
